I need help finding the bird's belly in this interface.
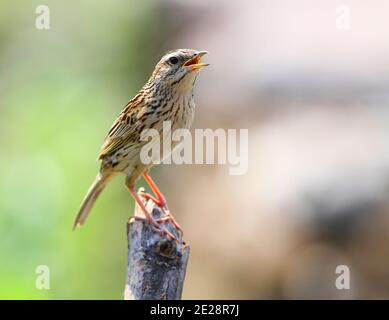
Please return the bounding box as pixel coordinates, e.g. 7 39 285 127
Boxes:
105 98 195 176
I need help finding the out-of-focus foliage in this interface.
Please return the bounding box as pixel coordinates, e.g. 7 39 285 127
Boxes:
0 0 161 299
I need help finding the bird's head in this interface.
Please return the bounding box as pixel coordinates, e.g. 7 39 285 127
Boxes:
149 49 208 92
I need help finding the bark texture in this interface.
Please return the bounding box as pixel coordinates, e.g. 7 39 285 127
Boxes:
124 188 190 300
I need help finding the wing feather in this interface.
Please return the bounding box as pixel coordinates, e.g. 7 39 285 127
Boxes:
98 94 145 159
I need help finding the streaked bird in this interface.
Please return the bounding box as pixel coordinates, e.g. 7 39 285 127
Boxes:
73 49 208 239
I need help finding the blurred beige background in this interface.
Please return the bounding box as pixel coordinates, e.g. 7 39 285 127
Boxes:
160 0 389 299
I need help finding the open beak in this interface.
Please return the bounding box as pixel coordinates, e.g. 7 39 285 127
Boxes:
183 51 209 71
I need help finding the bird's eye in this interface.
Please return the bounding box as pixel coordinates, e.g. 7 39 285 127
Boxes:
169 56 179 65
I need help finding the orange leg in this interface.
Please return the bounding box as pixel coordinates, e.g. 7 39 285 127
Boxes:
143 172 166 208
138 191 159 206
142 173 183 234
127 186 177 241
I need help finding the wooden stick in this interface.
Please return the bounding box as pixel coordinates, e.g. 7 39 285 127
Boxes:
124 187 190 300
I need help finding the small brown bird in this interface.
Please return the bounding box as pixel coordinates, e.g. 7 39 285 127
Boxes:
73 49 208 239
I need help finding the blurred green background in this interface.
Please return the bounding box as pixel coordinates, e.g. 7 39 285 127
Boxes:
0 0 164 299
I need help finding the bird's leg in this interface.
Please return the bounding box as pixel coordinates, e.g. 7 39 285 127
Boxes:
127 186 178 242
139 190 183 234
143 172 167 208
143 172 183 234
138 191 159 206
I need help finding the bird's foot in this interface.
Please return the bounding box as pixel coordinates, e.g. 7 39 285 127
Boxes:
156 213 183 235
133 215 178 242
129 186 179 242
139 191 183 235
139 191 166 209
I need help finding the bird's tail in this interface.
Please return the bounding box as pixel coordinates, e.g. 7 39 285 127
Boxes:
73 172 114 230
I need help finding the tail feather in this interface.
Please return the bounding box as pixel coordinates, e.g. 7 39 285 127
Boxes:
73 173 113 230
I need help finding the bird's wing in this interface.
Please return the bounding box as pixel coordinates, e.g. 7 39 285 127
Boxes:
98 94 146 159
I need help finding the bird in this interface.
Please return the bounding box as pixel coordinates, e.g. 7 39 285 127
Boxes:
73 49 208 240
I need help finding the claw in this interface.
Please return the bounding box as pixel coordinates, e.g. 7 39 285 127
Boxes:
156 214 183 235
128 187 179 242
134 215 178 242
139 191 164 208
140 192 183 235
153 225 178 242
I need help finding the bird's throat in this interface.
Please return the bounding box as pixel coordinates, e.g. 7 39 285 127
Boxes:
176 72 198 94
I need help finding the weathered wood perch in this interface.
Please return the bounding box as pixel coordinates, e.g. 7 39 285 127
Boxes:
124 187 190 300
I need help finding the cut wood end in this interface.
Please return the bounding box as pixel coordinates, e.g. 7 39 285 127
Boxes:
125 188 190 300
